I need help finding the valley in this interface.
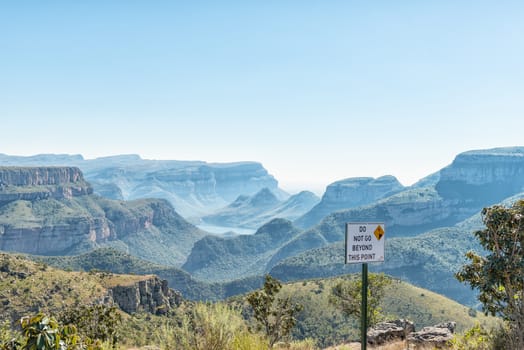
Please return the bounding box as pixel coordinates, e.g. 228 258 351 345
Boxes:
1 146 524 348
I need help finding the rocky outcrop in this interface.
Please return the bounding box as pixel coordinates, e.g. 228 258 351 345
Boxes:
0 167 92 203
295 176 404 228
407 322 456 347
368 319 415 345
110 276 182 315
368 320 455 348
437 147 524 205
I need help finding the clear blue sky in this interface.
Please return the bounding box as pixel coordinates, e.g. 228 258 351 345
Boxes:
1 1 523 194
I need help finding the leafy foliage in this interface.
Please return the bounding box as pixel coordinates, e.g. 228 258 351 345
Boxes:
456 200 524 348
329 273 391 328
59 305 121 347
16 313 104 350
247 275 303 348
448 323 493 350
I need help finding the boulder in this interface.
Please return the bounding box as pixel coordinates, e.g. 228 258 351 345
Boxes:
408 321 456 348
110 276 182 315
367 319 415 345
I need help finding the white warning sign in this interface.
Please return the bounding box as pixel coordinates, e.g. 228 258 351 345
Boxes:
345 222 385 264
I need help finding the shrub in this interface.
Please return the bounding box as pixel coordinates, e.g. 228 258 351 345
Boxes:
448 323 492 350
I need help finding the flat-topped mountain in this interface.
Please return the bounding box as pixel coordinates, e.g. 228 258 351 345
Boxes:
202 188 319 229
437 147 524 204
295 175 404 229
0 154 285 219
0 166 206 266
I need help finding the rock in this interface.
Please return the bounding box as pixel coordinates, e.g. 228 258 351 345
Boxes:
367 319 415 345
367 320 455 348
0 166 92 204
408 321 456 348
435 321 456 333
110 276 182 315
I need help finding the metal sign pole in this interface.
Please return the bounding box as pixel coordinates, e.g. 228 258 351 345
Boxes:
361 262 368 350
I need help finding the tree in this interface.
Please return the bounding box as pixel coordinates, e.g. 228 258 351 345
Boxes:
329 273 391 328
246 275 303 348
456 200 524 348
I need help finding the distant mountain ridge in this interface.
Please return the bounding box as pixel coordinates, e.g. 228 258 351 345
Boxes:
202 188 319 229
181 147 524 307
3 147 524 307
0 153 286 219
295 175 404 228
266 147 524 269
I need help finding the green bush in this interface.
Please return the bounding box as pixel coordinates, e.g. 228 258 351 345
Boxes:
448 323 492 350
59 305 121 347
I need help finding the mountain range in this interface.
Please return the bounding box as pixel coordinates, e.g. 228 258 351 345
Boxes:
1 146 524 308
0 154 285 219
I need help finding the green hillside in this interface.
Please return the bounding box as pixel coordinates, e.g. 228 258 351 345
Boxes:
182 218 303 281
0 252 151 322
31 247 264 301
0 251 499 349
270 225 483 306
257 275 499 348
0 192 206 266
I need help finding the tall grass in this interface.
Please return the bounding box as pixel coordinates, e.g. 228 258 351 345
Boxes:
154 302 268 350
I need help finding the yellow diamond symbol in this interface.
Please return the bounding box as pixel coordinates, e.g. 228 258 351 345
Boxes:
374 225 384 240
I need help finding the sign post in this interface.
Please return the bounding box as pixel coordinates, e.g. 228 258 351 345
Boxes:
361 262 368 350
345 222 385 350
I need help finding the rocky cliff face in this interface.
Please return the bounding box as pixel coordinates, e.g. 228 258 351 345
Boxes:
110 276 182 315
436 147 524 205
295 175 404 228
0 167 92 203
0 166 85 186
0 218 111 255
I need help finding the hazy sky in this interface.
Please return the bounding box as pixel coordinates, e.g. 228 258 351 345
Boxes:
1 1 523 194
